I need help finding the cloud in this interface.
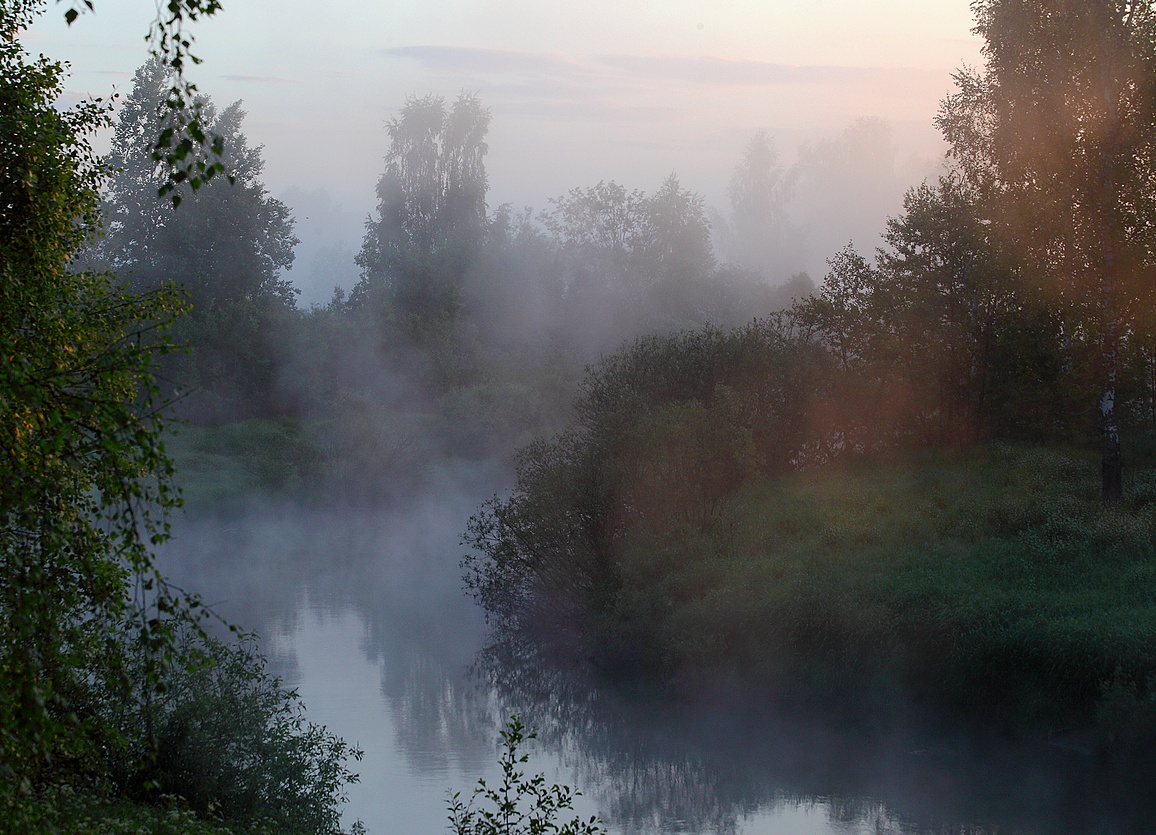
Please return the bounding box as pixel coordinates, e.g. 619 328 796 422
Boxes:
598 54 944 88
220 74 303 85
383 46 579 77
384 45 944 90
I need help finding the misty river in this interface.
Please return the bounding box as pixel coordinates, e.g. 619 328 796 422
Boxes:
158 462 1148 835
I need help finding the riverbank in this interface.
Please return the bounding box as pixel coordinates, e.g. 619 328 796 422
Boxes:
601 443 1156 742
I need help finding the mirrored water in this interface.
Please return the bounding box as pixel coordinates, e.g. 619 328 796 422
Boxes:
158 470 1149 835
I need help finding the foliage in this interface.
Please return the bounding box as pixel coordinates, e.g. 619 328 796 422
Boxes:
57 0 229 203
0 4 192 797
544 175 713 297
17 784 246 834
447 716 604 835
96 57 300 421
138 628 362 834
1 12 361 833
938 0 1156 498
792 177 1087 446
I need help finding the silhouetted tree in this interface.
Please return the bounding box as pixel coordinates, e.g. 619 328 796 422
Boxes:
354 92 491 333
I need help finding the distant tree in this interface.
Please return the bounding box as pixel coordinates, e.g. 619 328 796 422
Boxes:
542 179 647 297
539 175 724 350
544 175 713 304
721 130 798 276
639 172 715 284
98 58 299 419
793 245 884 375
354 92 491 331
939 0 1156 499
792 175 1076 447
463 204 566 358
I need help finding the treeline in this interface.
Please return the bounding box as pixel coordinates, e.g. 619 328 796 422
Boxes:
464 168 1156 631
92 63 810 455
463 1 1156 728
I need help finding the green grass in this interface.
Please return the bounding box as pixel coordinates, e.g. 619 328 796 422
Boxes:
164 418 323 505
615 444 1156 729
164 411 437 507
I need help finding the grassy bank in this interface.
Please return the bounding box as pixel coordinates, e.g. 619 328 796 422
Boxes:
164 412 437 507
163 380 555 508
607 444 1156 733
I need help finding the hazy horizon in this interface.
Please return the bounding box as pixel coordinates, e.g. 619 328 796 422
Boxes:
30 0 984 304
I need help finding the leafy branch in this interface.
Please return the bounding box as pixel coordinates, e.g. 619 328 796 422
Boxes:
447 716 605 835
61 0 230 205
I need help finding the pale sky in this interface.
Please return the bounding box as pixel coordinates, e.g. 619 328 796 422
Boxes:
28 0 984 300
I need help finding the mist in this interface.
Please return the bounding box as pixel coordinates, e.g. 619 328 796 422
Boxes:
26 1 1156 833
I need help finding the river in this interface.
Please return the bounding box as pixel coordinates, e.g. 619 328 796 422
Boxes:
158 463 1149 835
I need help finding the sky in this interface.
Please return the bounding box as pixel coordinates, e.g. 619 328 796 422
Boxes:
28 0 984 302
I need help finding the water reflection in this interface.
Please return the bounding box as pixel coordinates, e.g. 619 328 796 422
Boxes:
158 482 1153 835
475 632 1156 835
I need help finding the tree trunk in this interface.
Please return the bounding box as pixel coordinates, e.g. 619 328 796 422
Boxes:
1101 255 1123 503
1100 22 1125 504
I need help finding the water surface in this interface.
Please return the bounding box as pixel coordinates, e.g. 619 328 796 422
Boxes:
159 473 1144 834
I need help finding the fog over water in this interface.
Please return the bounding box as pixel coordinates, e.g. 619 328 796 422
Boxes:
29 3 1156 831
156 469 1150 835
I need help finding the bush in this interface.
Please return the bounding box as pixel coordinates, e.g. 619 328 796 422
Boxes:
463 321 814 637
447 716 604 835
137 628 363 834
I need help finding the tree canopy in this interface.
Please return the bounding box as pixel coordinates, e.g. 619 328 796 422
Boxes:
940 0 1156 499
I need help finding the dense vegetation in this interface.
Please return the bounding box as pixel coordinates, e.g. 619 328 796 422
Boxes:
463 0 1156 749
0 4 359 830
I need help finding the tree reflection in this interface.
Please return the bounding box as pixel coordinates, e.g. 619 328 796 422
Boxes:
472 630 1156 835
158 493 1156 835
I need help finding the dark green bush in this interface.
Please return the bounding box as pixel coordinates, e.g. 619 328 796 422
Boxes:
140 629 362 834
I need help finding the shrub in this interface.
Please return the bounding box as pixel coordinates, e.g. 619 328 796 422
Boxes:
137 628 363 834
447 716 604 835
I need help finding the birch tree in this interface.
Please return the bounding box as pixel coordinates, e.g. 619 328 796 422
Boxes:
940 0 1156 500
